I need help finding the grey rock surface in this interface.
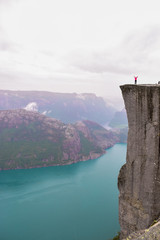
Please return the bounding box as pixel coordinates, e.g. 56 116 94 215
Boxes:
118 85 160 239
123 220 160 240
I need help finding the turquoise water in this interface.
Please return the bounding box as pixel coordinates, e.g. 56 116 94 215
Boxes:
0 143 126 240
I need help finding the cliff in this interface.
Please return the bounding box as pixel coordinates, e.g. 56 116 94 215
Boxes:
0 109 120 170
118 85 160 239
123 219 160 239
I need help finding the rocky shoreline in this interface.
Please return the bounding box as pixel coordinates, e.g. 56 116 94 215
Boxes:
0 151 105 171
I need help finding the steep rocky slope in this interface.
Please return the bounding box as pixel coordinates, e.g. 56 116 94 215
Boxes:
0 109 119 170
123 220 160 240
0 90 115 124
118 85 160 239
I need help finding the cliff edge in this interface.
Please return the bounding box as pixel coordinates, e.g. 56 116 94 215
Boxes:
118 85 160 239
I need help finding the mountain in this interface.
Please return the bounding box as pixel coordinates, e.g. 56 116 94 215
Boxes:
113 127 128 143
109 109 128 128
0 109 120 170
0 90 115 124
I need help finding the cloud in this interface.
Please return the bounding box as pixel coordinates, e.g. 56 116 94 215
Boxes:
0 26 18 52
68 25 160 76
24 102 38 112
0 0 10 4
123 26 160 53
0 0 19 5
0 39 14 51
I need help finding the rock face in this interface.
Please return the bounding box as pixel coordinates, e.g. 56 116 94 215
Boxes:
118 85 160 239
0 109 120 170
123 220 160 240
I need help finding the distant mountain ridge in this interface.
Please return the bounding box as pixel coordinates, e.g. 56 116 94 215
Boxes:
109 109 128 128
0 90 115 124
0 109 120 170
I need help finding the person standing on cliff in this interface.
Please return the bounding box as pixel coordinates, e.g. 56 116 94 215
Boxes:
134 76 138 84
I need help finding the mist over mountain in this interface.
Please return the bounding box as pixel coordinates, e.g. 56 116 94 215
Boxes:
109 109 128 128
0 90 115 125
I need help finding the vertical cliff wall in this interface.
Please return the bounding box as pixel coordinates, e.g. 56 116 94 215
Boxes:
118 85 160 239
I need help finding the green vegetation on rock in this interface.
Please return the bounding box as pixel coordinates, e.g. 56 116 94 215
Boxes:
0 109 121 170
110 232 120 240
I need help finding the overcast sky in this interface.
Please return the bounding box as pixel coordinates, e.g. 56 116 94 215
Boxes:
0 0 160 108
